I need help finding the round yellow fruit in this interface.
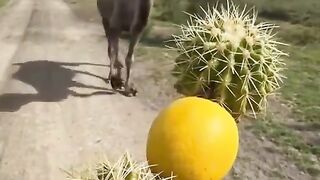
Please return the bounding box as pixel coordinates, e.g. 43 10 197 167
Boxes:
146 97 239 180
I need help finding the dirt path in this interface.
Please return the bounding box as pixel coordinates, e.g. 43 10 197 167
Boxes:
0 0 159 179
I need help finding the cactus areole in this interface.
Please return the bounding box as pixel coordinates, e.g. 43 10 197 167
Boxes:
170 1 288 121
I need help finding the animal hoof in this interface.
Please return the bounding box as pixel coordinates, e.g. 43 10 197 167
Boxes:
110 76 124 90
123 86 138 97
130 87 138 97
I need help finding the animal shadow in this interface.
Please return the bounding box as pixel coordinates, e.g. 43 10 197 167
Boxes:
0 60 115 112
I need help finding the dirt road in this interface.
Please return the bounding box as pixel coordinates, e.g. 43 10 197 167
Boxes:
0 0 159 179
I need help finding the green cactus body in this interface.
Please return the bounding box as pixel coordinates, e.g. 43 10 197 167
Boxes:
170 0 288 120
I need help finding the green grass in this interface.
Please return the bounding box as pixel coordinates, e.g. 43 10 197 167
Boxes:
0 0 8 8
275 22 320 45
247 22 320 177
153 0 320 27
235 0 320 27
250 116 320 176
280 44 320 124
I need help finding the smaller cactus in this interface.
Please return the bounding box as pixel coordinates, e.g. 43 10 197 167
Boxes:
64 152 175 180
170 0 288 120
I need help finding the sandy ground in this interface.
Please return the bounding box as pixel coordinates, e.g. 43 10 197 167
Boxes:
0 0 315 179
0 0 161 179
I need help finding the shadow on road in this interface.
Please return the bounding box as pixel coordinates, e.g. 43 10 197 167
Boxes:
0 60 115 112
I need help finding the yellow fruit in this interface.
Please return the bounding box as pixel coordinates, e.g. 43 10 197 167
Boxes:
146 97 239 180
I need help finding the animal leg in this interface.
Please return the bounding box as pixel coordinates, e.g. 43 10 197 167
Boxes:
102 18 110 37
108 28 123 90
103 18 123 84
123 2 151 96
102 18 112 83
123 31 142 96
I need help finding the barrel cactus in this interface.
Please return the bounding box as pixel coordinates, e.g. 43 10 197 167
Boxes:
170 1 288 120
64 152 175 180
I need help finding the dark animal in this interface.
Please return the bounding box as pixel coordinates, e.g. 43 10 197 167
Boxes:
97 0 153 96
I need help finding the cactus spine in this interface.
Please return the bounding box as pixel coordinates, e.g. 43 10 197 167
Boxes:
65 152 175 180
170 0 288 120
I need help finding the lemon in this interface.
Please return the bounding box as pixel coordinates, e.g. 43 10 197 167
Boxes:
146 97 239 180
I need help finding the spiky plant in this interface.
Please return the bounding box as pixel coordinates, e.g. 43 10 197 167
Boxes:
170 0 288 121
64 152 175 180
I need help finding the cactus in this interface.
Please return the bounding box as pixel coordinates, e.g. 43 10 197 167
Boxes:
170 0 288 120
64 152 175 180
